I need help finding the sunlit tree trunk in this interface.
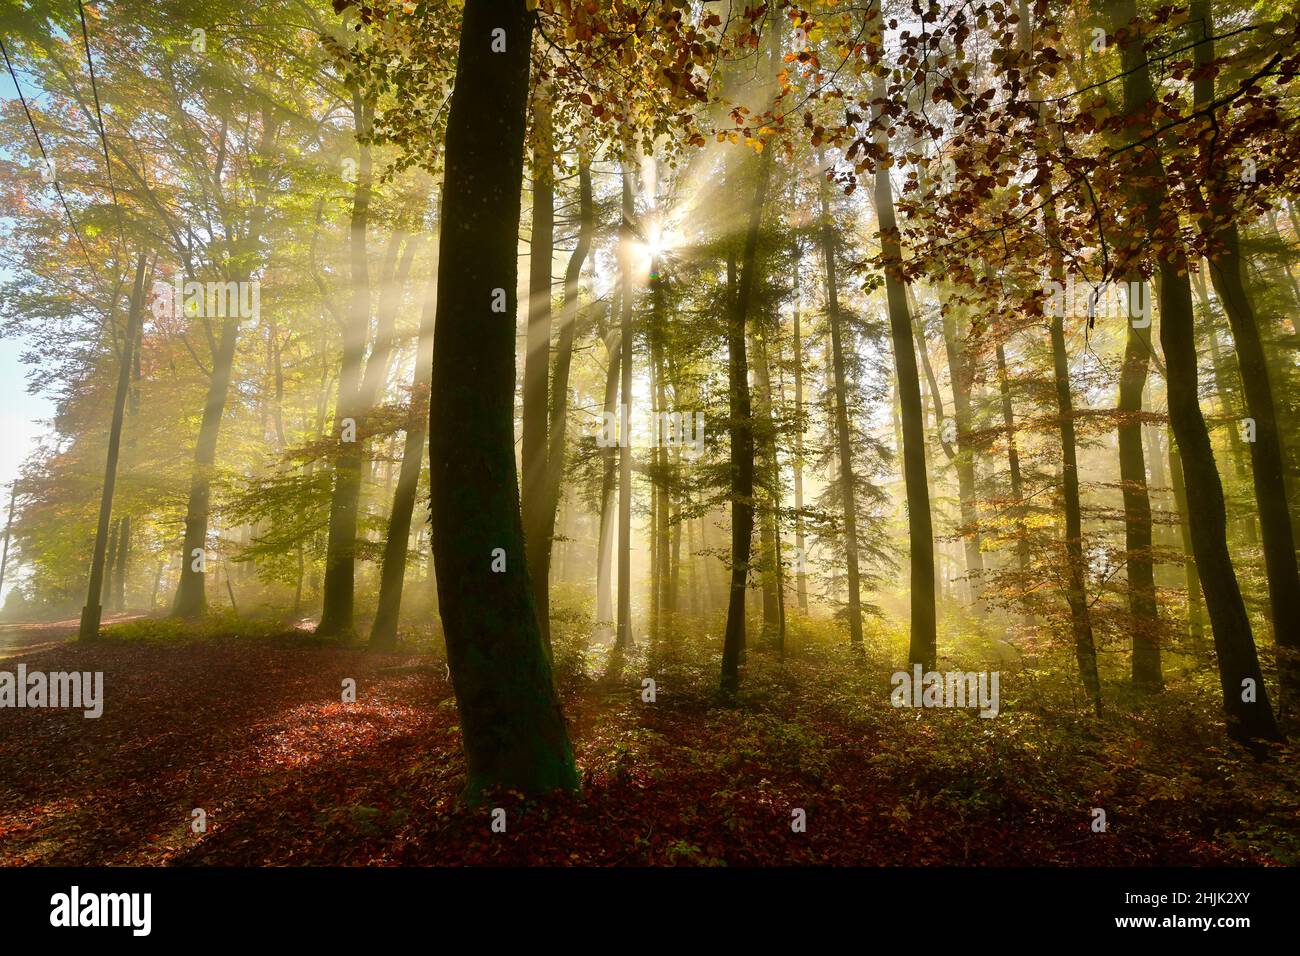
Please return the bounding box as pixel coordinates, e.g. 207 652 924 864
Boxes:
172 117 277 619
82 254 147 640
616 168 635 650
995 342 1029 573
791 241 809 611
749 320 781 642
539 154 596 645
1118 276 1160 688
523 82 554 647
722 156 765 694
940 298 985 608
315 94 375 636
868 85 935 667
370 272 438 650
595 306 620 642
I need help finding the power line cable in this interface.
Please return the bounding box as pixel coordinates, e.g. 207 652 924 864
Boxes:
0 33 102 284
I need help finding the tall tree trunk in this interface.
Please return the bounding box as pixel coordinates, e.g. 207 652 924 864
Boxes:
616 168 635 650
370 271 438 650
171 315 242 619
1020 2 1101 712
722 150 768 694
816 162 867 652
0 482 16 600
1050 310 1102 712
82 255 146 640
538 154 596 647
1167 429 1206 643
867 89 935 667
1193 269 1252 484
1188 0 1300 711
101 520 119 607
428 0 577 799
172 118 276 619
995 342 1029 572
595 309 621 642
523 83 554 645
649 263 669 641
112 515 129 611
1118 277 1160 688
315 93 375 637
1110 0 1278 742
791 241 809 611
940 298 985 606
750 321 782 641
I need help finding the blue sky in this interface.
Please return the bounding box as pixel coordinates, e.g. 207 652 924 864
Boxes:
1 63 58 602
0 266 54 603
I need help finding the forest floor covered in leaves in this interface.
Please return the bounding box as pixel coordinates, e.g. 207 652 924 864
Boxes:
1 610 1297 866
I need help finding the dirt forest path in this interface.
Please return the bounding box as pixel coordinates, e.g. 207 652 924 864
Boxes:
0 614 148 660
0 633 1286 866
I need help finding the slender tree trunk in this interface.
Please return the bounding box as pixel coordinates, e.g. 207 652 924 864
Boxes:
815 165 867 652
616 169 635 650
1019 2 1101 712
172 315 241 619
649 268 670 641
173 119 275 619
867 91 935 667
995 342 1029 572
595 315 620 641
370 271 438 650
0 482 16 600
750 322 781 640
315 94 375 637
791 242 809 611
1188 0 1300 710
1119 277 1160 688
1111 0 1278 741
1168 429 1206 643
101 521 119 608
908 286 953 457
523 83 554 645
722 152 767 694
941 299 985 607
112 515 129 611
539 154 596 648
428 0 577 799
82 255 146 640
